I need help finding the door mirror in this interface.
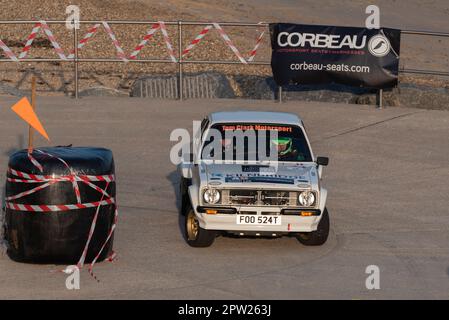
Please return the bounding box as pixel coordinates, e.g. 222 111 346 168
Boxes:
316 156 329 166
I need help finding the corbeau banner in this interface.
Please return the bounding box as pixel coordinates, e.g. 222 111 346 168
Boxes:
270 23 401 89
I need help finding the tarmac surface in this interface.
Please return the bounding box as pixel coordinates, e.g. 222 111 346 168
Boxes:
0 96 448 299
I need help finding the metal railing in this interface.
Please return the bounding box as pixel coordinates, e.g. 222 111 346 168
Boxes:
0 20 448 102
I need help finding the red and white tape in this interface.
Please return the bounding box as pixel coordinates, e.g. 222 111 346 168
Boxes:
77 180 119 280
129 22 177 62
7 178 112 204
6 198 115 212
102 22 128 62
2 20 265 64
129 23 160 60
0 39 18 61
182 23 265 62
6 180 59 202
6 154 115 212
34 149 81 203
77 181 109 268
18 21 67 60
159 21 177 63
19 23 41 59
40 21 67 60
7 168 114 184
67 24 101 59
27 152 44 172
212 23 247 64
90 209 117 266
7 149 118 279
88 207 118 281
181 25 213 57
247 29 265 62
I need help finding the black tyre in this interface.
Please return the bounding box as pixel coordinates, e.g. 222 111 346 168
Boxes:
180 178 191 216
296 208 330 246
185 207 216 247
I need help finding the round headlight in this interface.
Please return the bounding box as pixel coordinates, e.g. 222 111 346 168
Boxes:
203 188 221 204
298 191 315 207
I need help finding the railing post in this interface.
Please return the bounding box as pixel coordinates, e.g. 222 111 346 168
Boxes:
178 21 183 100
377 89 383 109
73 23 79 99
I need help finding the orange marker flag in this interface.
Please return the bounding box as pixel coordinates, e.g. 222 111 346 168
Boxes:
11 97 50 141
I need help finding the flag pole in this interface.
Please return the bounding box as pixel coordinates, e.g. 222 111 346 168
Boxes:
28 76 36 154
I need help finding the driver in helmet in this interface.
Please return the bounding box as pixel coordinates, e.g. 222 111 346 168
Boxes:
272 137 299 161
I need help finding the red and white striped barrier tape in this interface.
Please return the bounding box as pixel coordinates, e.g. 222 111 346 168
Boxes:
247 29 265 62
7 168 114 183
129 23 160 60
88 209 118 281
6 149 118 280
102 22 129 62
212 23 247 64
79 176 111 196
6 198 115 212
1 20 265 64
18 21 67 60
78 181 119 281
129 22 177 62
6 180 59 202
40 21 67 60
77 181 109 267
34 149 82 203
6 152 115 211
7 177 62 183
6 177 112 204
27 152 44 172
159 21 177 63
182 24 265 62
0 39 18 61
19 22 41 59
67 24 101 59
181 25 213 57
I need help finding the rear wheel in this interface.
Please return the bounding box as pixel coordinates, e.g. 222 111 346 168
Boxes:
185 207 216 247
296 208 329 246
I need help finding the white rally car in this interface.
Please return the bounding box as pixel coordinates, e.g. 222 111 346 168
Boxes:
179 111 329 247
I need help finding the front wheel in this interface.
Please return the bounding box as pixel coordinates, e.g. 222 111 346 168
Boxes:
296 208 330 246
185 207 216 247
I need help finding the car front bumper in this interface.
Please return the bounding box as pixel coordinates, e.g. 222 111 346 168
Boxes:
195 206 322 233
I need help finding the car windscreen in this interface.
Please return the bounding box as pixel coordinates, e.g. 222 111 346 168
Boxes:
201 123 312 162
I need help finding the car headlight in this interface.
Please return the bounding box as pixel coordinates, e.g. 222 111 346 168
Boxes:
203 188 221 204
298 191 316 207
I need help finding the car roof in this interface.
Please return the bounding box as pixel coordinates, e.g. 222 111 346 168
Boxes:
209 111 302 126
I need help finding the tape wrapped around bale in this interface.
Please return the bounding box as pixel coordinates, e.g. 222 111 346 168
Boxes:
4 146 116 264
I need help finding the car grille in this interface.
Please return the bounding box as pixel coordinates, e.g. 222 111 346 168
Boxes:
261 190 291 206
228 190 258 205
222 189 297 206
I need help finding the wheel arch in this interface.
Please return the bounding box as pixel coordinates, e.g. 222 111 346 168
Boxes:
318 187 327 213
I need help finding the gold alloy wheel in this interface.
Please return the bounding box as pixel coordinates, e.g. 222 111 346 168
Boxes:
186 211 199 240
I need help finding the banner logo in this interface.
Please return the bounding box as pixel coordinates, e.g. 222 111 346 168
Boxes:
368 34 391 57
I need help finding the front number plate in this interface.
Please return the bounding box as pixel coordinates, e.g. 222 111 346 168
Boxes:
236 215 282 225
